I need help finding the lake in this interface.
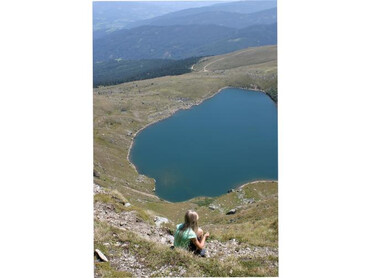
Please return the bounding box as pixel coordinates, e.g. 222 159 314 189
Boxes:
130 88 277 202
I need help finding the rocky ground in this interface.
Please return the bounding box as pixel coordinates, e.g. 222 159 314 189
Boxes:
94 184 278 277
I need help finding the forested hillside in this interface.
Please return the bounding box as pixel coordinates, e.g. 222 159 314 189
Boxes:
126 0 277 29
93 23 277 62
93 57 201 87
93 0 277 92
127 8 277 30
93 1 220 31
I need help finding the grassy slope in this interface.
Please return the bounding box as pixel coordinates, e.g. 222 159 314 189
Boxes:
93 57 202 87
94 45 278 276
95 216 278 277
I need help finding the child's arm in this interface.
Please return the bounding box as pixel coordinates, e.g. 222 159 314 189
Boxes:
191 232 209 249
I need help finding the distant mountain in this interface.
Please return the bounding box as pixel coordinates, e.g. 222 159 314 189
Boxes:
126 0 277 29
188 23 277 57
93 1 223 31
93 25 237 61
185 0 277 14
93 23 276 62
125 8 276 30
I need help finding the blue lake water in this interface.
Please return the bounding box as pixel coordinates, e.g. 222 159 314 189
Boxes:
130 88 277 202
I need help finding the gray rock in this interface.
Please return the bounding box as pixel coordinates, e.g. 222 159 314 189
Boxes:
226 209 237 215
154 216 169 227
245 198 255 204
208 204 218 210
95 249 108 262
227 189 235 193
112 196 125 206
167 235 174 244
124 203 131 207
93 170 100 178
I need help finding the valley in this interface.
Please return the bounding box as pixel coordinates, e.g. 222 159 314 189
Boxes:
94 45 278 276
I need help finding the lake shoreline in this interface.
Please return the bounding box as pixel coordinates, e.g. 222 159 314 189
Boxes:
237 179 278 190
126 86 276 202
188 179 278 201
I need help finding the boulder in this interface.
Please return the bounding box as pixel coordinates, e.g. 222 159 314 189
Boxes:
124 202 131 207
226 209 237 215
227 189 235 193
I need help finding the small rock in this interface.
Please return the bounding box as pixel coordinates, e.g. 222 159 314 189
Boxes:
93 170 100 178
208 204 218 210
227 189 235 193
226 209 237 215
124 203 131 207
95 249 108 262
167 235 174 244
112 196 125 206
245 198 255 204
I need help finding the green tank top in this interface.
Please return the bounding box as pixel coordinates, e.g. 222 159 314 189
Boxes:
174 223 197 249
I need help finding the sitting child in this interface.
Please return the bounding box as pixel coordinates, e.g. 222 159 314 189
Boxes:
173 210 209 257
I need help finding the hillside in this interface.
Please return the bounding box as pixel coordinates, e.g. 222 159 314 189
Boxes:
93 25 236 61
127 8 277 30
94 45 278 276
93 1 220 31
93 57 201 87
93 24 277 61
188 23 277 59
126 0 277 29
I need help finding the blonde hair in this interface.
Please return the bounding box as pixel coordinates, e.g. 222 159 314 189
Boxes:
180 210 199 234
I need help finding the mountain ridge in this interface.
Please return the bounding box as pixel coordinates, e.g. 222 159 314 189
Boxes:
126 0 277 29
126 7 277 30
93 23 277 62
